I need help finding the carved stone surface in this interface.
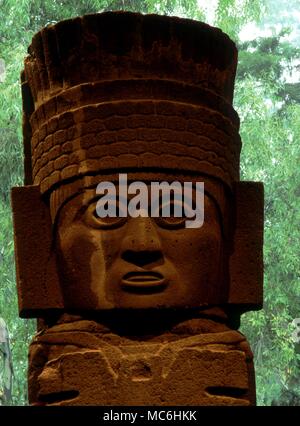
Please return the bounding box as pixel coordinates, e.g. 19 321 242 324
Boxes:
29 314 255 406
12 12 263 405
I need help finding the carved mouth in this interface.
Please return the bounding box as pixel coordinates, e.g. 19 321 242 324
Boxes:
121 271 167 293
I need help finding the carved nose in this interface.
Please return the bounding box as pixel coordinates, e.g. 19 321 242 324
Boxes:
122 250 162 267
121 217 163 267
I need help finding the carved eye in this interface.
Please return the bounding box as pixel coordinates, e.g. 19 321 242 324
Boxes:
84 198 128 229
154 199 196 229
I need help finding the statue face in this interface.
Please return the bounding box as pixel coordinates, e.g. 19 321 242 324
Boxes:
55 181 225 310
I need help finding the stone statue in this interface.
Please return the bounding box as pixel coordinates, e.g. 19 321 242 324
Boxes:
11 11 263 405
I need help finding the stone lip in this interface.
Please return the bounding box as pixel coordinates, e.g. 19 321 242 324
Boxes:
121 270 168 293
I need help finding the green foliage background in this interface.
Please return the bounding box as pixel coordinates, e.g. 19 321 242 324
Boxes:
0 0 299 405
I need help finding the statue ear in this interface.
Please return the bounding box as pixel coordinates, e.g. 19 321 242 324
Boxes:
228 181 264 311
11 185 63 317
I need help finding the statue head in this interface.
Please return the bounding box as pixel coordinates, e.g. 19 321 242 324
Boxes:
12 12 263 319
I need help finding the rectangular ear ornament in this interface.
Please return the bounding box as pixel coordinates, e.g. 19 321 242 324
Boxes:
11 185 63 317
228 181 264 310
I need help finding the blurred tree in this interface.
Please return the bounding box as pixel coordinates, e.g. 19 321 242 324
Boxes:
0 317 13 405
